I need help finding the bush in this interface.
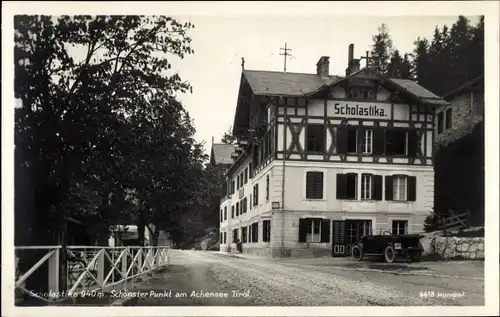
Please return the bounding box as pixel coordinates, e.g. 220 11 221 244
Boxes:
423 212 440 232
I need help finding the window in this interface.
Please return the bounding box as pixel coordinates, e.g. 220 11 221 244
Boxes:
336 173 358 200
437 112 444 134
237 176 240 190
386 129 407 156
244 168 248 184
306 171 324 199
242 227 248 243
243 197 247 213
393 175 407 201
251 222 259 243
253 184 259 206
266 175 270 201
249 194 252 210
233 229 239 243
347 87 359 99
231 181 235 194
224 206 227 220
306 124 325 153
240 172 244 187
308 219 321 242
220 209 223 222
263 220 271 242
223 232 226 244
248 225 252 242
392 220 408 235
362 129 373 154
231 205 235 218
385 175 416 202
363 89 376 101
361 174 372 200
298 218 330 243
445 108 452 130
220 232 223 243
347 127 358 153
236 202 240 216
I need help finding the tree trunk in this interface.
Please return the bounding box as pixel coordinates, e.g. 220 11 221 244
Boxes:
137 221 145 247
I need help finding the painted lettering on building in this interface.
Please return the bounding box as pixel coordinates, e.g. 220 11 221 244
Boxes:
334 103 388 118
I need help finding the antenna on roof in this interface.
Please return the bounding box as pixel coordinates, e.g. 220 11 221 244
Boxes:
280 42 293 73
360 50 372 68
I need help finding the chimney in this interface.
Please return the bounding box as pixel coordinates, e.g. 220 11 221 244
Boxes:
316 56 330 77
345 43 360 76
348 44 354 64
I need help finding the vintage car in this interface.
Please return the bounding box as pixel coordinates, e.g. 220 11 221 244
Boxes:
351 231 424 263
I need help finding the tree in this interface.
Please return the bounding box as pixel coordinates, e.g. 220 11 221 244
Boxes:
14 15 197 247
411 37 432 88
370 23 393 75
387 49 403 78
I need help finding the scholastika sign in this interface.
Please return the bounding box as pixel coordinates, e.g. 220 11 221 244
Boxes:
334 103 388 118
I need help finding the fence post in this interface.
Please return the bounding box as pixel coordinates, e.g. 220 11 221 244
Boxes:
121 248 128 278
97 249 105 286
138 248 143 273
48 248 60 300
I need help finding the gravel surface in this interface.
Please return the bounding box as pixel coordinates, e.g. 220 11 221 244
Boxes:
133 250 484 306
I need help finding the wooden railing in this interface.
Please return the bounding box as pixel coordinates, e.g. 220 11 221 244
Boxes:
15 246 170 304
436 210 470 233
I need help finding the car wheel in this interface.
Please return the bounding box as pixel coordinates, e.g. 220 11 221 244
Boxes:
352 245 363 261
384 245 396 263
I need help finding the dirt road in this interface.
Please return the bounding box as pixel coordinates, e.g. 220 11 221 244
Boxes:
132 250 484 306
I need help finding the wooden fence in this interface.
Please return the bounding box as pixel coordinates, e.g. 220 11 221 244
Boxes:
15 245 170 304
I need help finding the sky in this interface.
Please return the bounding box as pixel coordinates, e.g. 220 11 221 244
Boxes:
12 14 481 157
172 15 481 153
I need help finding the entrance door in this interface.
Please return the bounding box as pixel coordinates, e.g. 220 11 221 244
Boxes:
345 220 372 255
332 220 346 257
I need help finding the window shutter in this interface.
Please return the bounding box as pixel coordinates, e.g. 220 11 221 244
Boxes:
336 174 347 199
315 173 324 199
266 175 270 200
298 219 308 242
372 175 383 201
255 222 259 242
357 127 364 153
408 129 418 157
320 219 330 243
306 172 314 199
336 125 348 154
373 127 385 155
256 184 259 205
306 172 323 199
385 176 393 201
407 176 417 201
261 223 266 242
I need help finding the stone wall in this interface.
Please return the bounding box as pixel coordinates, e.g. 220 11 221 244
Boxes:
420 235 484 260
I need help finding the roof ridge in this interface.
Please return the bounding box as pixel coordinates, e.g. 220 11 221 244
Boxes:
244 69 340 77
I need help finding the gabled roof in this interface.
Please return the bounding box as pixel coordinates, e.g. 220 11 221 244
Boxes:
243 70 341 96
443 74 484 101
211 143 237 165
241 67 448 105
304 67 448 106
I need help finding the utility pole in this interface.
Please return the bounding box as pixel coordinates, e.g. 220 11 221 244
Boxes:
280 43 293 73
360 50 372 68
